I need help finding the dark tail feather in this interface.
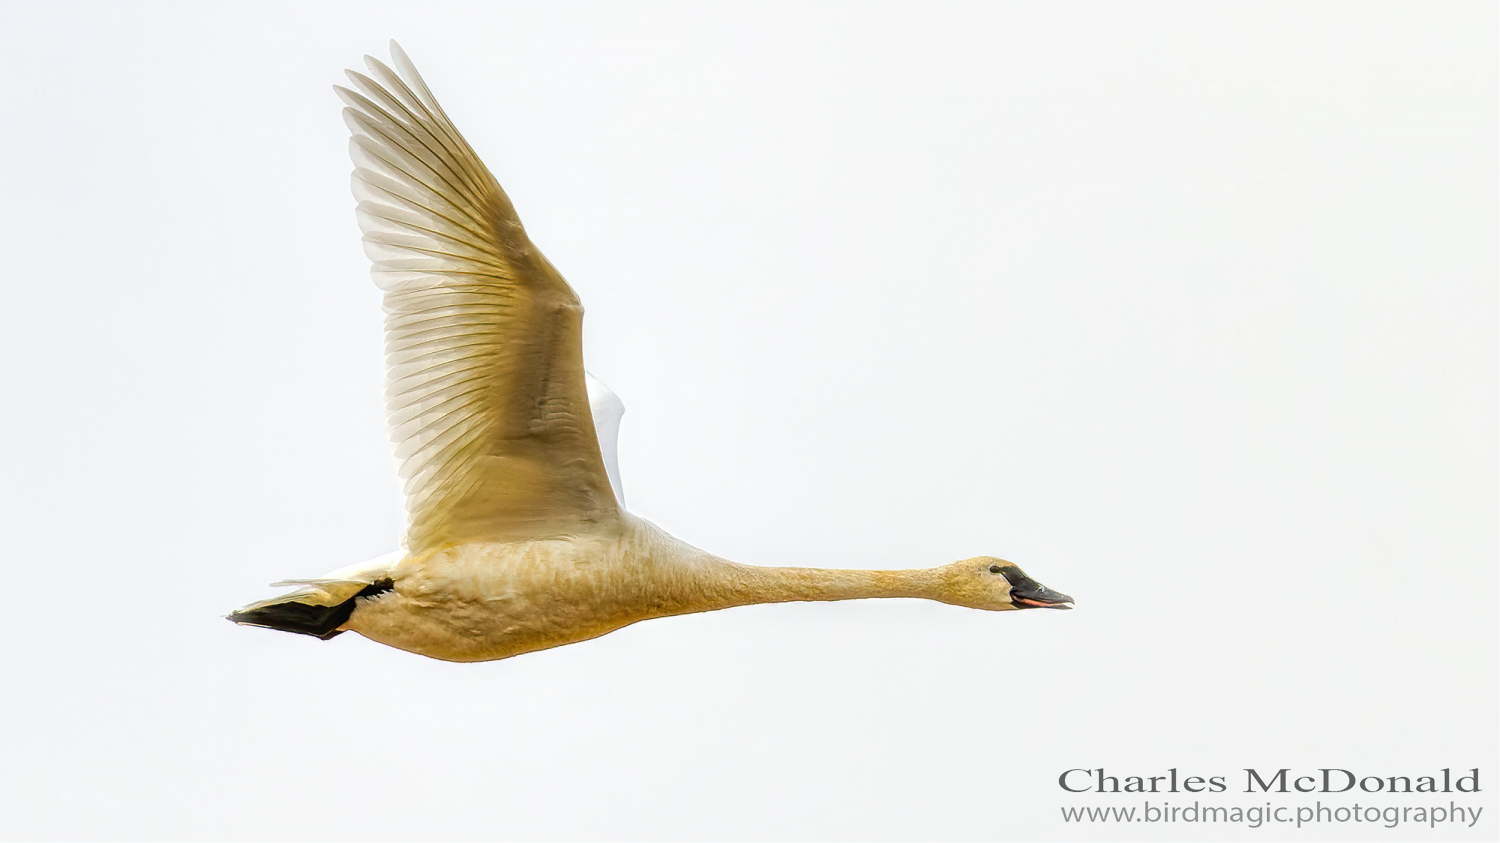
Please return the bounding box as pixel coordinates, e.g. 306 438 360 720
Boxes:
227 579 394 641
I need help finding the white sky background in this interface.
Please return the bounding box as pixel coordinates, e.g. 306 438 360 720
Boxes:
0 2 1494 840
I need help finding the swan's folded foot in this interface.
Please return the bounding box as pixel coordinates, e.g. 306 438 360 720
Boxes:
227 578 395 640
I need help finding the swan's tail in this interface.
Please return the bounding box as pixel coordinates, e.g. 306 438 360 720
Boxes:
227 552 400 640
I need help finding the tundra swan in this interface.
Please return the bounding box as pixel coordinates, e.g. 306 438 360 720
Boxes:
228 43 1072 663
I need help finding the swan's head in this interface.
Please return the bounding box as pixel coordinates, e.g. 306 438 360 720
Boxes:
939 557 1073 611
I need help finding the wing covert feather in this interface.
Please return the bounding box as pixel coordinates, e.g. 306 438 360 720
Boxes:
342 42 619 551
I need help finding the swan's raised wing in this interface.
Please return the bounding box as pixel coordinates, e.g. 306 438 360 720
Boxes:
340 42 619 552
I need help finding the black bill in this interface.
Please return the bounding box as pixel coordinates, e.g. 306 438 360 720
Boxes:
1001 566 1074 609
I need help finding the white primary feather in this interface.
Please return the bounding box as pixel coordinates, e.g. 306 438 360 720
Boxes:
586 373 626 508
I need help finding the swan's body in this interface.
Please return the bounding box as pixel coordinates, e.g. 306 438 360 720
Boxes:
304 516 1054 663
229 43 1072 662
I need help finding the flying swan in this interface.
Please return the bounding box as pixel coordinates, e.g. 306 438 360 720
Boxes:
228 43 1073 662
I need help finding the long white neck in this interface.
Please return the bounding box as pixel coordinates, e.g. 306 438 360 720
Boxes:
627 518 951 614
698 561 946 608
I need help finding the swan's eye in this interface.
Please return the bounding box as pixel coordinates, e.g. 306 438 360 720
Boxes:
989 565 1003 574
